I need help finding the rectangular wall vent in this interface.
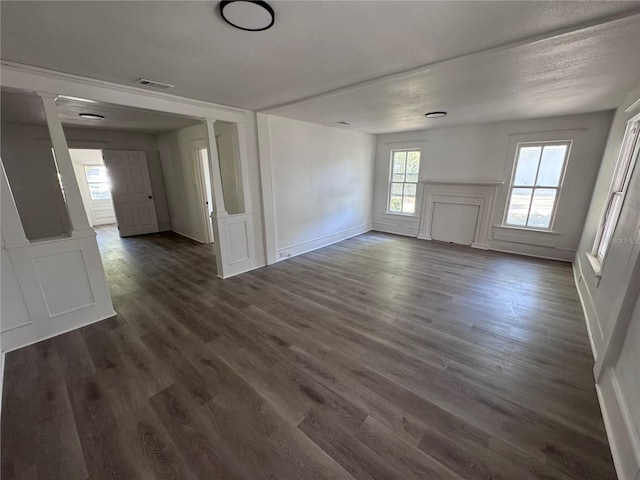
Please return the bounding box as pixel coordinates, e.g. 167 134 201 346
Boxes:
136 78 175 90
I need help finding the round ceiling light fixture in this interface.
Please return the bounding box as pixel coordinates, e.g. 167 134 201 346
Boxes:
425 111 447 119
219 0 275 31
78 113 105 120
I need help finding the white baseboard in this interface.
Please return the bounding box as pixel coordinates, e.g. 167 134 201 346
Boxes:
2 310 117 354
171 227 207 244
573 254 639 480
276 222 372 261
488 243 574 262
372 221 419 237
597 369 640 480
221 254 266 278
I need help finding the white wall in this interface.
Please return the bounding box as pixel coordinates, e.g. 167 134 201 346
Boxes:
157 123 210 242
613 296 639 456
0 122 72 240
372 111 614 260
572 84 640 480
264 115 376 259
63 126 171 231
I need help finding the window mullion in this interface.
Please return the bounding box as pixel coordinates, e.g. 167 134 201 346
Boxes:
532 146 544 186
524 187 535 226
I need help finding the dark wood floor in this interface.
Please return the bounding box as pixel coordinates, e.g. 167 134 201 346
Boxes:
2 225 616 480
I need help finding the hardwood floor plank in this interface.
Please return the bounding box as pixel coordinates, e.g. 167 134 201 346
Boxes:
355 416 463 480
299 410 402 480
1 227 616 479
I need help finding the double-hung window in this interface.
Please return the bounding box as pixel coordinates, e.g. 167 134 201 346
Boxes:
504 141 571 230
84 165 112 200
388 149 420 214
593 118 640 263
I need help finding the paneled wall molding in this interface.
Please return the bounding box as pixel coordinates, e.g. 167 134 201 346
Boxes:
202 118 261 279
1 160 116 352
418 180 502 249
492 225 561 247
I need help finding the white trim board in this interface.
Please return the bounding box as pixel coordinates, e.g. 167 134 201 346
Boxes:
572 255 598 360
171 227 208 244
596 370 640 480
572 255 601 359
372 222 420 237
276 223 372 261
573 253 640 480
2 311 116 354
488 242 575 262
1 61 246 121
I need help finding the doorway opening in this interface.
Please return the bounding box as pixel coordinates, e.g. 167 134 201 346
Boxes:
69 148 116 228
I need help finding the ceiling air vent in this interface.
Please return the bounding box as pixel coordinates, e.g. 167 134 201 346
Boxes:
136 78 175 90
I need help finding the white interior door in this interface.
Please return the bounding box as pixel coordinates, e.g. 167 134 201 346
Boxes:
102 150 159 237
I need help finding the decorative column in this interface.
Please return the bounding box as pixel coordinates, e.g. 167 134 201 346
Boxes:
204 118 228 277
204 119 228 217
38 93 93 236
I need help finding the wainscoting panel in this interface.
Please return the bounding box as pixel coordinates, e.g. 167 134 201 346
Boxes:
2 232 116 352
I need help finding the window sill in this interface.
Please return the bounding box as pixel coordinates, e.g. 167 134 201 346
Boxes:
383 211 419 218
494 225 561 235
585 253 603 279
492 225 560 247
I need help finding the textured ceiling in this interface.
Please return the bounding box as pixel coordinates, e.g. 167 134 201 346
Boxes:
268 14 640 133
1 90 201 134
1 1 640 133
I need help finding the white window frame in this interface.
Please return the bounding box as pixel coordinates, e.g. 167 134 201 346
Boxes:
503 140 571 231
591 115 640 270
387 148 421 215
83 164 112 201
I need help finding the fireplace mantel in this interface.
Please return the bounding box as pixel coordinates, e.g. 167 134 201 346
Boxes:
417 180 503 249
419 179 504 186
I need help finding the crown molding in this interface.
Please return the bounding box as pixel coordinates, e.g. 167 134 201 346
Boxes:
0 61 247 118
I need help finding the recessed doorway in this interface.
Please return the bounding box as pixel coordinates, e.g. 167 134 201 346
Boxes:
69 148 116 227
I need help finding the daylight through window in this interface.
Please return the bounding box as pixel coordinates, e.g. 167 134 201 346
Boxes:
389 149 420 214
593 120 639 263
84 165 112 200
505 142 570 229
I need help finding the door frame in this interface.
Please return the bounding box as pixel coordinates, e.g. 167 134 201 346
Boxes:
192 139 215 244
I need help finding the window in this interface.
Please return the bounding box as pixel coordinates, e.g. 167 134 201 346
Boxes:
388 149 420 214
504 141 570 229
84 166 112 200
593 120 640 263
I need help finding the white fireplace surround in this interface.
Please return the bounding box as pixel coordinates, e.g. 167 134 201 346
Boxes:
417 180 503 249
